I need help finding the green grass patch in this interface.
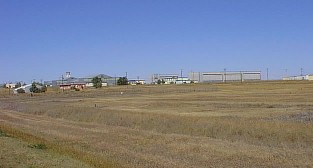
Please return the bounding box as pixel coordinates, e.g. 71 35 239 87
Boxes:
0 129 9 137
0 124 118 168
28 143 47 149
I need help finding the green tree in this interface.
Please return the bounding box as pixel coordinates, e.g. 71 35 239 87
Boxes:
15 82 22 88
92 77 102 88
117 77 128 85
157 79 165 85
30 83 41 93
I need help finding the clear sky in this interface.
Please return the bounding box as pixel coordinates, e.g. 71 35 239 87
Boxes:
1 0 313 83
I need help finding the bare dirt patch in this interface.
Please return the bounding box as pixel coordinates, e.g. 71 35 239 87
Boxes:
269 112 313 123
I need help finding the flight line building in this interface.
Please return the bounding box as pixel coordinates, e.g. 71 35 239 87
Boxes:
189 71 261 83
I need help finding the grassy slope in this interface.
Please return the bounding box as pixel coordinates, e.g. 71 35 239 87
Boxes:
0 81 313 167
0 131 92 168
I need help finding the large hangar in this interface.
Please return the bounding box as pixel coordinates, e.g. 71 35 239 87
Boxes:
189 71 261 83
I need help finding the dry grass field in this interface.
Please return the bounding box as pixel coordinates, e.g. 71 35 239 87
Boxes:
1 81 313 167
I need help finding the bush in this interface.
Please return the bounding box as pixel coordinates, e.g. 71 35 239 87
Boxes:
17 88 25 93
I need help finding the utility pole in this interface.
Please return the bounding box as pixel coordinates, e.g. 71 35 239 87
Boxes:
61 75 64 92
180 69 183 78
224 68 227 83
283 69 288 78
192 71 194 82
301 68 303 76
267 68 269 80
240 71 243 83
114 74 117 85
125 72 128 78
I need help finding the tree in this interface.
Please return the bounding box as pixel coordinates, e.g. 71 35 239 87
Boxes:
30 83 41 93
92 77 102 88
15 82 22 88
157 79 165 85
117 77 128 85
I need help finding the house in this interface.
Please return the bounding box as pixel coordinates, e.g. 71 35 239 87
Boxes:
5 83 16 88
175 77 192 84
59 83 86 91
128 79 146 85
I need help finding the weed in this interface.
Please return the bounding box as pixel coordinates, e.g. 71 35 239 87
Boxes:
28 143 47 149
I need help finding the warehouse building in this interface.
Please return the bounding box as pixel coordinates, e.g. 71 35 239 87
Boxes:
152 74 192 84
189 71 261 83
152 74 179 84
283 74 313 81
45 73 118 87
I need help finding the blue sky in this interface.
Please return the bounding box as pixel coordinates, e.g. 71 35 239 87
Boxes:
1 0 313 83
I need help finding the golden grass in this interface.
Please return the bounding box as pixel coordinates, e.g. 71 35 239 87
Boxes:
0 133 93 168
0 81 313 167
0 124 117 168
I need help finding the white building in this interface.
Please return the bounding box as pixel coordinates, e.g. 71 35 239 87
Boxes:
175 77 192 84
5 83 16 88
152 74 179 84
189 71 261 83
283 74 313 81
128 79 146 85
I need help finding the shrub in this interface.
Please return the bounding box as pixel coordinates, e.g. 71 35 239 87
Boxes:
17 88 25 94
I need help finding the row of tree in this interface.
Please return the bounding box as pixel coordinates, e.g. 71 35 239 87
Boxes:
92 77 129 88
15 82 47 94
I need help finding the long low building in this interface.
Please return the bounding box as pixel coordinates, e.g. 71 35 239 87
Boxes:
45 74 119 87
152 74 179 84
283 75 313 81
189 71 261 83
